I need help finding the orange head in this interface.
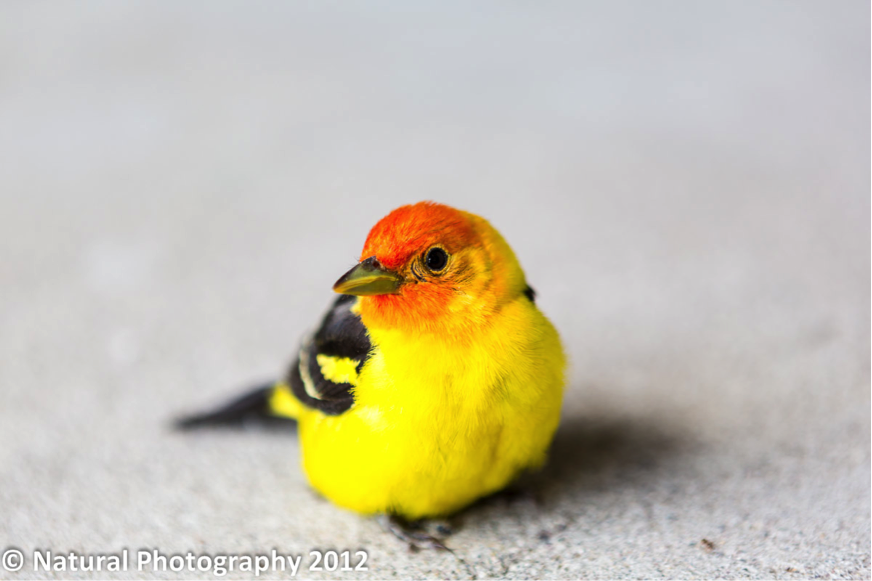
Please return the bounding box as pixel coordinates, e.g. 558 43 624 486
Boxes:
333 202 528 336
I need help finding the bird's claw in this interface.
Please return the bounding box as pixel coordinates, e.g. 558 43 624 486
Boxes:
378 514 452 552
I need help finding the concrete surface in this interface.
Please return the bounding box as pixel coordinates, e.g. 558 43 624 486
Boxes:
0 2 869 579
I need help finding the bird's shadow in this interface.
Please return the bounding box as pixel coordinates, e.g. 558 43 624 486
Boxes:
546 412 687 487
451 403 693 531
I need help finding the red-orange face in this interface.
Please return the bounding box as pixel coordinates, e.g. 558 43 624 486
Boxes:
333 202 524 335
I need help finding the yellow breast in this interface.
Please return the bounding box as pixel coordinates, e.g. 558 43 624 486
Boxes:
296 297 566 519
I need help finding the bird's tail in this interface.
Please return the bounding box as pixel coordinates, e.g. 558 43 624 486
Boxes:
174 381 303 430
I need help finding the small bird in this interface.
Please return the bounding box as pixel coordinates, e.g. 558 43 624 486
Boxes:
178 201 565 545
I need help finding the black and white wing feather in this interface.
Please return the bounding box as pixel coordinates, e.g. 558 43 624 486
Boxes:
286 294 372 415
175 294 371 429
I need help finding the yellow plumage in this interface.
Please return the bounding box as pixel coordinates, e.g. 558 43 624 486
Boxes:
281 296 564 518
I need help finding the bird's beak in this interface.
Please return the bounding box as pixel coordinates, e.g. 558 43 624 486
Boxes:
333 256 403 296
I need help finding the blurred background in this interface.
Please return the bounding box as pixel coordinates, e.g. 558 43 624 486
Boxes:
0 2 868 579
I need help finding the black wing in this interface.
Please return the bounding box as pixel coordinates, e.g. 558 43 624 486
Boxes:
174 294 371 429
286 293 372 415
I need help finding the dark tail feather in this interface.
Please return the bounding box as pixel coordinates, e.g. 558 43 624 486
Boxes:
174 382 295 431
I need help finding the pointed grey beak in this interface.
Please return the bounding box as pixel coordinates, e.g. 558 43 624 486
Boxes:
332 256 403 296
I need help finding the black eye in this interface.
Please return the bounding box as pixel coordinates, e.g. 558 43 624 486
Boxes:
424 247 448 272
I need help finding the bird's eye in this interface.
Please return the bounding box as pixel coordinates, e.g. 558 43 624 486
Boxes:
424 247 448 273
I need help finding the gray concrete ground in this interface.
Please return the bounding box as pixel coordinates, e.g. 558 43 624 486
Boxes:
0 2 869 579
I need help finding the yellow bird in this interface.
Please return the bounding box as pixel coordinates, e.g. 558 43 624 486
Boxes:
179 201 566 545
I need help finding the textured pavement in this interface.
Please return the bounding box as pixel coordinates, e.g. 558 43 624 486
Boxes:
0 2 869 579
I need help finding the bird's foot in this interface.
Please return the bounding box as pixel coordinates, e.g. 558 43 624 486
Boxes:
378 514 453 552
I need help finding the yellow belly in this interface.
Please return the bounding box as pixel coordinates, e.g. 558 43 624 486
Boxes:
296 299 565 519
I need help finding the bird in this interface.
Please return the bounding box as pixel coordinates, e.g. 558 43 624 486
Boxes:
177 201 566 547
